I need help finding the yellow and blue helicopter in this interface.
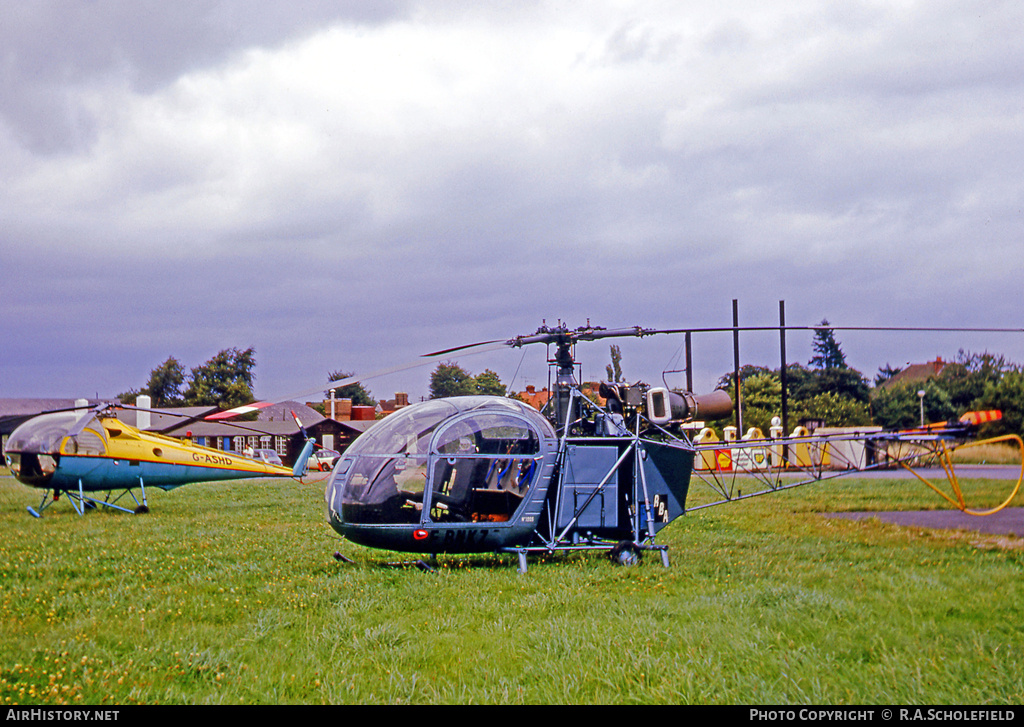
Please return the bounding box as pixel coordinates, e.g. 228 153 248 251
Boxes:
2 363 439 519
4 403 314 517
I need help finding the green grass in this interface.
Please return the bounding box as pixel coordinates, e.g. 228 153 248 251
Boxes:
1 471 1022 705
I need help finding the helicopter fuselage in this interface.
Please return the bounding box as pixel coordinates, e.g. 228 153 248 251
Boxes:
325 396 559 553
5 409 299 494
324 395 696 556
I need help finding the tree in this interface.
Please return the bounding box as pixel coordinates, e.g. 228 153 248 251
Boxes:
715 365 774 391
972 370 1024 437
141 356 186 407
739 372 782 434
184 347 257 408
716 358 871 431
937 350 1013 411
871 380 956 430
728 366 873 431
429 362 508 398
809 319 847 370
474 369 506 396
706 341 1024 435
606 345 624 382
429 361 476 399
326 370 376 407
793 392 872 427
116 387 140 405
794 366 871 404
874 363 903 387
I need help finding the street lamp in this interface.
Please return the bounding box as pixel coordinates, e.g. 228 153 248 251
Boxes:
917 389 926 427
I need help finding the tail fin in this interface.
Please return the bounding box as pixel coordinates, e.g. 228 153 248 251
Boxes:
290 409 314 478
292 438 315 478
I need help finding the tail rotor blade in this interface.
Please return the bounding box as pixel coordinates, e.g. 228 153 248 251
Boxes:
291 410 308 438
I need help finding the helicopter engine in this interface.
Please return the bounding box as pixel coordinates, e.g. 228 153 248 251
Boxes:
644 387 733 425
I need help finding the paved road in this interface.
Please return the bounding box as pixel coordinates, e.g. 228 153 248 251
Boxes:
774 465 1024 536
850 464 1021 480
727 465 1022 482
829 508 1024 537
831 465 1024 536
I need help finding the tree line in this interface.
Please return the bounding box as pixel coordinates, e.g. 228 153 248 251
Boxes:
119 347 257 409
117 350 504 411
120 327 1024 439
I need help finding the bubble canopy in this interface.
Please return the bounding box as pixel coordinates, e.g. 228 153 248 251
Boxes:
326 396 558 539
6 411 89 455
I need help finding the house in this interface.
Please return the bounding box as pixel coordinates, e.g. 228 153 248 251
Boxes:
516 385 552 411
880 357 946 388
513 384 607 412
378 392 411 416
317 392 411 419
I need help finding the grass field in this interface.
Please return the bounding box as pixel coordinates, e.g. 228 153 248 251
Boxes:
1 469 1022 705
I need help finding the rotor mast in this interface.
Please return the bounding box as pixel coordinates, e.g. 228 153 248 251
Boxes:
506 322 653 430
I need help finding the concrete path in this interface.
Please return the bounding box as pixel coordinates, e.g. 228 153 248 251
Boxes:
828 507 1024 537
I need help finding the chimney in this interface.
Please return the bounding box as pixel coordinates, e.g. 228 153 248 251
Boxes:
137 395 152 430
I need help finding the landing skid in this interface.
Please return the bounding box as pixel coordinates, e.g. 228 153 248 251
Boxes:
500 540 671 573
330 541 668 574
27 478 150 518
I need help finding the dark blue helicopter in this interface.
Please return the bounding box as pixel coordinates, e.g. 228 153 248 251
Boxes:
318 320 1024 572
323 323 733 572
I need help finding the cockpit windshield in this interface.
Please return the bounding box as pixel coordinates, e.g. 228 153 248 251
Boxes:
344 399 459 458
5 411 88 454
328 397 555 526
434 412 541 455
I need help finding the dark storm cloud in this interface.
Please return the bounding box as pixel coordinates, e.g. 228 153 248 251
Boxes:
0 0 412 153
1 1 1022 401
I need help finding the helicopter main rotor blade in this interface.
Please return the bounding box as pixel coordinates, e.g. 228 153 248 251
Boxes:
206 321 1024 422
66 406 104 438
421 339 509 357
498 324 654 348
151 406 224 434
426 327 657 355
216 327 651 422
428 322 1024 362
645 325 1024 335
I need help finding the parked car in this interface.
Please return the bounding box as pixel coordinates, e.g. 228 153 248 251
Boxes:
308 449 340 472
251 448 283 466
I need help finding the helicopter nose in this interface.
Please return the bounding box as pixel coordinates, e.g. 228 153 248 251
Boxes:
6 452 57 487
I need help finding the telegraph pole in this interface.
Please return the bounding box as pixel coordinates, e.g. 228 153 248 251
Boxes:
733 299 742 434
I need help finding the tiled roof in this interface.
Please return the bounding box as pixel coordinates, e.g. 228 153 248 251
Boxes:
881 358 946 388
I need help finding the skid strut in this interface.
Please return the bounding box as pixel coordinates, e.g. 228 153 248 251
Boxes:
26 477 150 517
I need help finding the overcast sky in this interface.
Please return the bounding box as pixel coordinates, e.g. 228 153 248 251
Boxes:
2 0 1022 404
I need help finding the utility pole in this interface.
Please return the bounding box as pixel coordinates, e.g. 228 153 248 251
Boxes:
779 300 788 435
733 299 742 434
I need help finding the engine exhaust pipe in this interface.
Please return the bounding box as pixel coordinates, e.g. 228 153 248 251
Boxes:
646 387 733 425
